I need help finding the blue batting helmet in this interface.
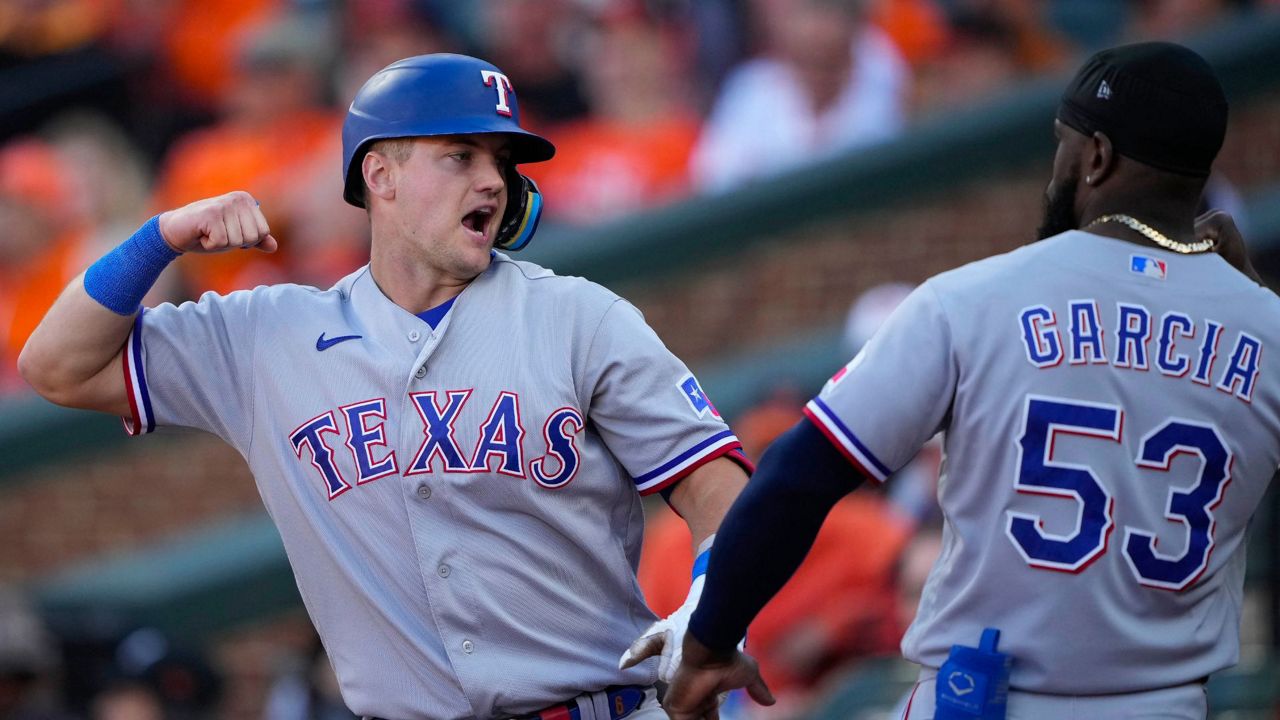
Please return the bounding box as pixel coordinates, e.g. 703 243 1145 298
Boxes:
341 54 556 250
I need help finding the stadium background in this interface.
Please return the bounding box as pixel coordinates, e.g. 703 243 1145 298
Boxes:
1 0 1278 718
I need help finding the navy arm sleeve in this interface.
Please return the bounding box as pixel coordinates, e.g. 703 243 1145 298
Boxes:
687 415 867 651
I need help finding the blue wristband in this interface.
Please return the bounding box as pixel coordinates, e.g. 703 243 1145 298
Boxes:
692 547 711 580
84 215 180 315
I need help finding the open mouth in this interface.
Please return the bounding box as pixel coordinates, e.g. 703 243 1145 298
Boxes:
462 207 496 241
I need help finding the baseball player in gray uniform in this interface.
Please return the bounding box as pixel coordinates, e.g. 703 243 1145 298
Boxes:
646 43 1279 720
19 54 752 720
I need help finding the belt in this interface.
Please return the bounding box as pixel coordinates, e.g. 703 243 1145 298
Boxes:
361 685 648 720
517 685 648 720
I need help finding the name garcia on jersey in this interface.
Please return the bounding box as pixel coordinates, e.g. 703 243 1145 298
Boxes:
1018 300 1262 402
288 390 583 500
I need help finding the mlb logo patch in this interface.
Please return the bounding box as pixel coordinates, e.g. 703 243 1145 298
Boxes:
680 375 720 418
1130 255 1167 280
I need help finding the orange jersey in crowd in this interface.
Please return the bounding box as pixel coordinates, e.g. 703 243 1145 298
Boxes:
151 110 339 295
529 116 699 225
0 232 85 390
161 0 282 105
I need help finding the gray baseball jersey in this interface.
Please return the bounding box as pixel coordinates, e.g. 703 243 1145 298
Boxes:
805 231 1280 694
120 253 747 719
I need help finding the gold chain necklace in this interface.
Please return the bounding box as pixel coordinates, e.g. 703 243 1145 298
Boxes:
1085 214 1214 254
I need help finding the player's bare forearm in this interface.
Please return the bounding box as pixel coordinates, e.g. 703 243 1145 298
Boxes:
667 456 749 550
19 276 134 415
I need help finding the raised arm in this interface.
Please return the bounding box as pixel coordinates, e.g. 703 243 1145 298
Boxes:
18 191 275 415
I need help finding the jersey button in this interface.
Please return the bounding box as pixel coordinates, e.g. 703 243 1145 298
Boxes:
462 640 474 654
408 330 421 342
414 365 427 379
437 564 450 578
417 485 431 499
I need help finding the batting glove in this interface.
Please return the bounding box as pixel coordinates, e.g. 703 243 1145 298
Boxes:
620 571 707 682
620 534 743 685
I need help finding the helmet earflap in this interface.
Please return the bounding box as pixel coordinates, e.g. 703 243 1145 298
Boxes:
495 168 543 252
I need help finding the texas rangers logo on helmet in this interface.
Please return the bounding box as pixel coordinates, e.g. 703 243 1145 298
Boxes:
480 70 514 116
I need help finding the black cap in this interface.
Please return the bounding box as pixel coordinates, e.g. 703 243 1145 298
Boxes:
1057 42 1228 178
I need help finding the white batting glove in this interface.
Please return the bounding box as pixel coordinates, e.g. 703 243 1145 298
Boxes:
619 572 707 682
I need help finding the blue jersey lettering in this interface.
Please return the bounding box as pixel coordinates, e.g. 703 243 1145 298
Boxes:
407 390 474 474
470 391 527 477
290 412 350 500
1020 306 1063 368
530 407 584 489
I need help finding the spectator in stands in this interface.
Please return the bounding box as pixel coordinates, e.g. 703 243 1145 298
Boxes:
910 1 1071 116
1126 0 1235 41
157 0 285 113
532 10 703 224
89 679 166 720
0 139 87 393
690 0 909 193
0 0 111 58
0 588 74 720
869 0 952 67
474 0 591 131
971 0 1072 72
150 13 339 296
262 634 356 720
46 113 179 303
107 627 222 719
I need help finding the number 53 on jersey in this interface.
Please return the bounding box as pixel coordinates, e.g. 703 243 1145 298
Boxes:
1007 395 1231 591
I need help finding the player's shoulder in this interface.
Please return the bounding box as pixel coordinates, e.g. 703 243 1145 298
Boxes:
922 232 1112 302
161 272 339 319
488 253 622 310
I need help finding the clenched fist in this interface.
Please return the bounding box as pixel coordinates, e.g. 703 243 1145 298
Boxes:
157 191 278 254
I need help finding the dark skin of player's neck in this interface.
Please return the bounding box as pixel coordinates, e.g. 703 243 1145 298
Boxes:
1065 123 1206 248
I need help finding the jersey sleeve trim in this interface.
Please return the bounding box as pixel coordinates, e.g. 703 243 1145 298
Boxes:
635 430 744 495
121 311 155 436
658 448 755 511
802 399 887 484
724 448 755 475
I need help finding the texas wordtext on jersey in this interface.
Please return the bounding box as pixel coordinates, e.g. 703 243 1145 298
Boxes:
1019 300 1261 402
288 390 586 500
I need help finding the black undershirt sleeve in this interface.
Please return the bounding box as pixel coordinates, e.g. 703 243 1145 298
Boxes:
687 416 868 651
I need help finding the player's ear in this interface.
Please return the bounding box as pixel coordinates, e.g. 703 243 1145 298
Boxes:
362 151 397 204
1086 130 1116 186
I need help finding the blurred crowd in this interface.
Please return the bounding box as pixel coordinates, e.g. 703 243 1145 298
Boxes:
0 0 1269 391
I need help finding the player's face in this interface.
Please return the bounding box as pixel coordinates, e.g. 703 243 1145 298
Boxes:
1037 120 1086 240
387 134 511 280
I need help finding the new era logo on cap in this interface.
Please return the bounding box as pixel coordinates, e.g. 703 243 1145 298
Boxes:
1130 254 1167 279
1097 79 1112 99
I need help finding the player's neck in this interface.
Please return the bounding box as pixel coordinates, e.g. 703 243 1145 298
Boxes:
370 246 472 314
1079 198 1199 247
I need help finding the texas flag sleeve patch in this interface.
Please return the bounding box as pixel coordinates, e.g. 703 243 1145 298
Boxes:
679 374 721 418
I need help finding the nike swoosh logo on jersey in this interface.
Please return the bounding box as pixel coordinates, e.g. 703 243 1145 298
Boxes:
316 333 363 351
